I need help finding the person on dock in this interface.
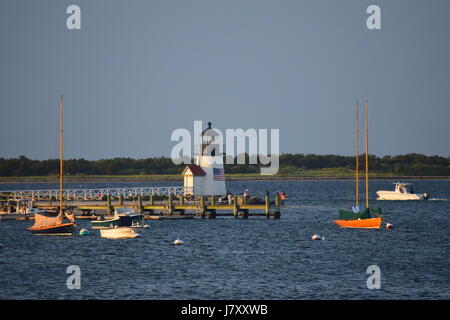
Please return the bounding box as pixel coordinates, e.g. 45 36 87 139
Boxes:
280 191 286 205
243 189 250 205
226 190 233 205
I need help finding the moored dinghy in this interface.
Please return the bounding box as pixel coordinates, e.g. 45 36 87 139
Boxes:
100 226 141 239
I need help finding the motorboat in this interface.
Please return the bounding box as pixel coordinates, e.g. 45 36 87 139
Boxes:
376 182 429 200
91 207 144 229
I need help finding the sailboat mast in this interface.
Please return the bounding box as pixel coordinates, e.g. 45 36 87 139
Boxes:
355 98 359 207
365 99 369 208
59 95 63 216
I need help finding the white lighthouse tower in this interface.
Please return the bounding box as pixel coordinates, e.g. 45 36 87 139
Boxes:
182 121 226 196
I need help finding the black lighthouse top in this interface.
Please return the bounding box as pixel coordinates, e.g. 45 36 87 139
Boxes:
200 121 220 156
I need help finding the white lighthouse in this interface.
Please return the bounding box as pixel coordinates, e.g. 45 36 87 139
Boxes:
182 121 226 196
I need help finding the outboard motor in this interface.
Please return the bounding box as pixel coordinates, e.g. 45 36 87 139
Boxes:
423 193 429 200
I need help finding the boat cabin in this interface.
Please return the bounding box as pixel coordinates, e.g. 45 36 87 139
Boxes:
394 182 414 194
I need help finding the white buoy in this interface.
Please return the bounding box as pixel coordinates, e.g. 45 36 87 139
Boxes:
79 228 89 236
385 223 394 229
173 239 184 245
312 235 321 241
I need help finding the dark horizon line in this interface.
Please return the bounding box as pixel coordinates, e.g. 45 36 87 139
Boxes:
2 152 450 162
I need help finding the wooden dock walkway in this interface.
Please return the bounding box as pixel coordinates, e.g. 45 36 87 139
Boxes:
1 194 282 220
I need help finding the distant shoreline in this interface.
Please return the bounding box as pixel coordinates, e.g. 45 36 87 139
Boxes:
0 175 449 184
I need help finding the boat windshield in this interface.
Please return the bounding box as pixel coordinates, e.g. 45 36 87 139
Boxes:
114 207 135 215
395 183 413 194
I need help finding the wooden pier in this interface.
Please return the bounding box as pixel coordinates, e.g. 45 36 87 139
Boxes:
1 194 282 220
66 194 280 219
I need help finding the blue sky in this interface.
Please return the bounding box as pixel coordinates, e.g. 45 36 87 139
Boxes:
1 0 449 159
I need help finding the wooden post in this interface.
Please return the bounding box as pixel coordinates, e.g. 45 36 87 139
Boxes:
200 196 205 218
118 195 123 206
233 195 238 218
147 195 154 214
179 194 184 205
106 195 112 214
137 195 142 213
265 195 270 219
168 194 173 215
274 194 281 219
207 209 216 219
211 195 215 206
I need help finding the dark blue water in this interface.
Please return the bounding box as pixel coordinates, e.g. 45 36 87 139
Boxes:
0 180 449 299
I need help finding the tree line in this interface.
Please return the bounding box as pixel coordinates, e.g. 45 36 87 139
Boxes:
0 153 449 176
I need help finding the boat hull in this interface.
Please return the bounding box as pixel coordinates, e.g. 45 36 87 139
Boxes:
91 214 144 229
100 227 140 239
333 217 382 229
0 214 34 221
376 191 424 200
91 217 120 229
27 223 75 235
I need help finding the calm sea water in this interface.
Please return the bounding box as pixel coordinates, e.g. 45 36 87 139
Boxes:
0 179 449 300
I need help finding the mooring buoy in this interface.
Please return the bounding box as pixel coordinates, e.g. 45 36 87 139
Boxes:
79 228 89 236
312 235 321 240
173 239 184 245
385 223 394 229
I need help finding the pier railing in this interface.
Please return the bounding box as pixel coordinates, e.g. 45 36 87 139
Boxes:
3 186 193 201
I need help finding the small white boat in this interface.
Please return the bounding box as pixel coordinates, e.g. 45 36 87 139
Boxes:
100 226 141 239
376 182 429 200
0 203 46 221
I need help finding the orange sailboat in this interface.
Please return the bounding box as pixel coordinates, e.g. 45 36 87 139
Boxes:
334 99 382 229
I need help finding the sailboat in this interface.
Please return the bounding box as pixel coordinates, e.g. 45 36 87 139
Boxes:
27 95 75 235
334 99 382 229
